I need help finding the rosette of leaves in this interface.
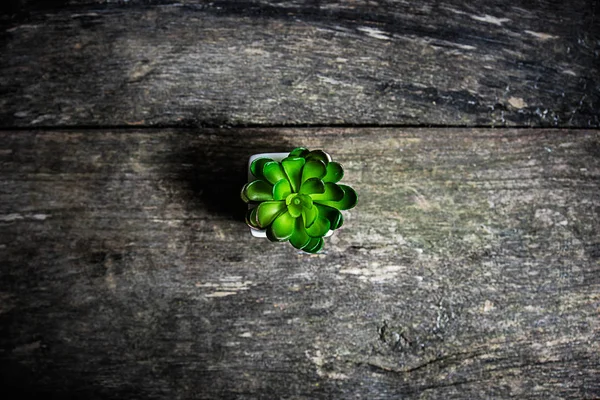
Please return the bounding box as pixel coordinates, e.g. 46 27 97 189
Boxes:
241 148 357 253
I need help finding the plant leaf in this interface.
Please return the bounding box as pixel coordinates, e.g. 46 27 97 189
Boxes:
263 161 287 185
290 218 311 250
305 150 331 165
273 179 292 200
250 158 273 180
289 147 310 158
288 202 303 218
302 205 318 228
303 237 324 253
314 184 357 210
240 187 250 203
256 201 287 228
281 157 305 193
267 211 296 241
306 215 330 238
245 207 260 229
322 161 344 183
242 180 274 202
301 160 327 183
299 177 325 195
315 204 344 230
309 182 344 202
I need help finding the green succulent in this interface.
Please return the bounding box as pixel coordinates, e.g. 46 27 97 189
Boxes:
241 147 357 253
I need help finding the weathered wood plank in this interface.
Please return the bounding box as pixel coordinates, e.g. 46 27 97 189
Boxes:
1 1 598 127
0 128 599 398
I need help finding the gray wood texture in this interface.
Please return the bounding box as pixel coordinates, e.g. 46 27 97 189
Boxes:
1 128 599 398
1 0 599 127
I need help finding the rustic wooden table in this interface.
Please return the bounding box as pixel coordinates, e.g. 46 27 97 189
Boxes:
1 1 599 399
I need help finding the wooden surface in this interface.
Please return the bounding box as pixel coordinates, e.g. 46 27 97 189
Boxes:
1 128 599 398
1 0 599 127
1 0 600 398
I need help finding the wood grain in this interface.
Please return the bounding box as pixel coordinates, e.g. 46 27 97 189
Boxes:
1 0 598 127
1 128 599 398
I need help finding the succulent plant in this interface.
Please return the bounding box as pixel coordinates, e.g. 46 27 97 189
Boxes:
241 147 357 253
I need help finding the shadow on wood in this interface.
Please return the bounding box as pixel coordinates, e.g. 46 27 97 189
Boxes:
165 129 293 221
